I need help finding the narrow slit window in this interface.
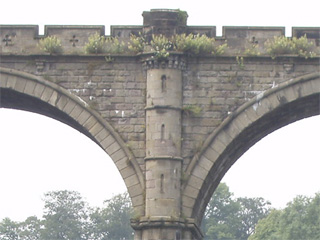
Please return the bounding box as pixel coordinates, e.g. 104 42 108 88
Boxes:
161 75 167 92
160 174 164 193
161 124 165 142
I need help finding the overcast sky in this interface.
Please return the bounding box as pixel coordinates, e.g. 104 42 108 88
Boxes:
0 0 319 222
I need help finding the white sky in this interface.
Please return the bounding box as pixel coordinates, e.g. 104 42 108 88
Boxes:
0 0 319 221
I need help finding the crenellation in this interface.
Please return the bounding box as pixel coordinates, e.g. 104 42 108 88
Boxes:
2 23 318 55
292 27 320 42
0 25 39 53
111 25 143 39
186 26 216 37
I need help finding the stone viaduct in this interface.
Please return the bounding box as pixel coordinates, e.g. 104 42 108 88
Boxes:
1 9 319 239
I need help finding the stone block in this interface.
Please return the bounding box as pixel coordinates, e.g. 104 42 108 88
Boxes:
95 129 109 142
32 83 45 98
23 80 37 95
100 131 116 149
131 194 144 209
14 78 26 93
40 87 54 103
105 141 121 155
187 175 203 190
76 110 91 125
203 144 218 160
124 174 140 188
128 183 143 197
110 148 126 163
183 185 200 199
192 165 208 180
182 194 196 208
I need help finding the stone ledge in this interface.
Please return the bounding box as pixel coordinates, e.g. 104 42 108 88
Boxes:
131 216 203 239
144 156 183 162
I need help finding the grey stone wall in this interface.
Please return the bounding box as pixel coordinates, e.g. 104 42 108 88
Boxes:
0 55 319 173
181 56 320 170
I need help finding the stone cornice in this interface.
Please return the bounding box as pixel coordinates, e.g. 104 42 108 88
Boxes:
141 53 187 70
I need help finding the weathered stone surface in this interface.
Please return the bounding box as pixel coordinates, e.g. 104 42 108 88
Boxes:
1 9 319 240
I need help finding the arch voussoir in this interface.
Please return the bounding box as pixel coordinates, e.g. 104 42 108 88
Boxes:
23 80 37 96
88 121 104 137
13 77 27 92
93 127 109 143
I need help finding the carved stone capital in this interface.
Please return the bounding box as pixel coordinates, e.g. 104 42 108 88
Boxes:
141 53 186 70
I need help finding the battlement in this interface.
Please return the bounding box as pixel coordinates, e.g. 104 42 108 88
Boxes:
1 9 319 55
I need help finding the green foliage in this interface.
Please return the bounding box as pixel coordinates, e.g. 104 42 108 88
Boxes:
128 33 146 53
237 197 271 237
250 193 320 240
174 33 227 56
0 190 133 240
84 33 106 54
265 34 316 59
90 192 134 239
236 56 245 69
150 34 173 60
41 190 90 240
84 32 228 58
182 105 202 117
0 218 20 240
243 44 261 57
0 217 42 240
38 36 63 54
84 33 126 54
202 183 271 240
104 37 126 54
19 216 42 240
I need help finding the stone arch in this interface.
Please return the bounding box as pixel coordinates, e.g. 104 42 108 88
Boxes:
182 72 320 225
0 67 145 215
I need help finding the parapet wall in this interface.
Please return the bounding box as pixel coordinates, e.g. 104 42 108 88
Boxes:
1 9 319 55
1 24 319 55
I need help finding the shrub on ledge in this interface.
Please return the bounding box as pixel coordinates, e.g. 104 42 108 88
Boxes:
84 33 127 54
38 36 63 54
265 34 316 59
174 33 228 56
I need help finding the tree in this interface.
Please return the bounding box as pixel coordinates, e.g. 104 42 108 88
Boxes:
236 197 271 239
202 183 241 239
40 190 90 240
19 216 42 240
89 192 134 240
250 193 320 240
0 190 134 240
0 218 20 240
202 183 271 240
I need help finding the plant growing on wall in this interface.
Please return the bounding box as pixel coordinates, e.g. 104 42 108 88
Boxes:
84 33 106 54
182 105 202 117
105 37 126 54
128 33 146 53
38 36 63 54
84 32 229 58
84 33 127 54
243 44 261 57
150 34 173 60
265 34 316 59
174 33 228 56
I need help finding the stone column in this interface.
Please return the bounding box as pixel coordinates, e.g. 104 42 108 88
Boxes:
131 9 203 240
131 56 201 239
144 61 183 222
